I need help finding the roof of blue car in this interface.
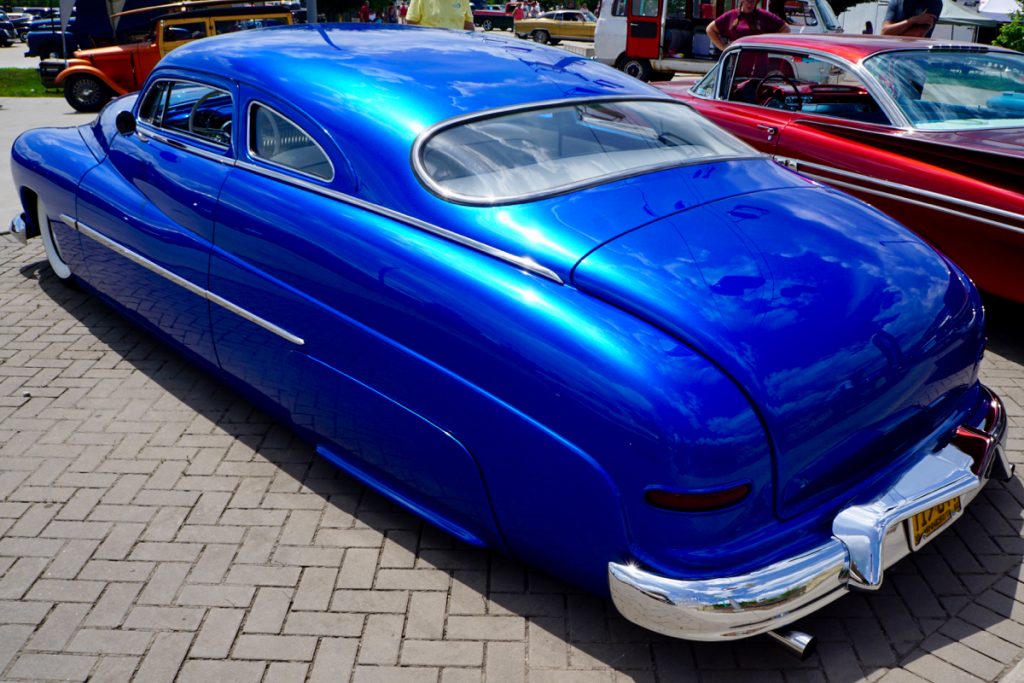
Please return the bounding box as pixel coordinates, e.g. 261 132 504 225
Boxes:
158 24 658 139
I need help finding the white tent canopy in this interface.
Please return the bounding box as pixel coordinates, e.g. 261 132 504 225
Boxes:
978 0 1017 22
939 0 1002 25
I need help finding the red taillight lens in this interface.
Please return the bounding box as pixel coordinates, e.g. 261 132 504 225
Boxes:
644 484 751 512
952 425 993 476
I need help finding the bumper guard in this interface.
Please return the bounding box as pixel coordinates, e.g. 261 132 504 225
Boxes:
3 213 29 246
609 386 1010 641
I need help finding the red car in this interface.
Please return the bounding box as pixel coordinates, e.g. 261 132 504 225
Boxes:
657 35 1024 303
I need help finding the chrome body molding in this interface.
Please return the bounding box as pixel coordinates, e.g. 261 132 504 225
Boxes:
60 214 304 346
608 387 1009 641
233 160 565 284
4 213 28 245
782 158 1024 237
137 126 237 166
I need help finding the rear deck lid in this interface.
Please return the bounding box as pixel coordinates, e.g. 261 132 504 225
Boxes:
573 184 985 518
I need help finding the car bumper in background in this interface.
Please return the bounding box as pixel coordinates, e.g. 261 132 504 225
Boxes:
609 385 1010 641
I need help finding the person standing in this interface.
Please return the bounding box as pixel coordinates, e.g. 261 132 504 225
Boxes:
862 20 873 34
358 0 371 21
399 1 409 22
706 0 788 51
881 0 941 37
406 0 474 29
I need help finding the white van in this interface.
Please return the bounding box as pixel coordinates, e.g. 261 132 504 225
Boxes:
593 0 841 81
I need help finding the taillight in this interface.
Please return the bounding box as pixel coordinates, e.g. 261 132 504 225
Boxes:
644 483 751 512
953 425 993 476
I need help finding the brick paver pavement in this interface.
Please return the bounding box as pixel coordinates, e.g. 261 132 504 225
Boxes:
2 99 1024 682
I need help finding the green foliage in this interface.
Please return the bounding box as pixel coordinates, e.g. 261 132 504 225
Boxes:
994 0 1024 52
0 69 62 98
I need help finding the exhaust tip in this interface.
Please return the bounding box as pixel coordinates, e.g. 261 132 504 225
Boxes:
766 629 817 660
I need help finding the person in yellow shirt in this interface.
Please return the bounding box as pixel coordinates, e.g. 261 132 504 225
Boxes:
406 0 474 29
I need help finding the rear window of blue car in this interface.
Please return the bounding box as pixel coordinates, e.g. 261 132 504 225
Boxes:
415 98 755 204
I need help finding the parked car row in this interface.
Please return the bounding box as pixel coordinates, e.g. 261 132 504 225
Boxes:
23 16 78 57
5 26 1013 650
38 5 292 112
514 8 595 44
0 9 20 46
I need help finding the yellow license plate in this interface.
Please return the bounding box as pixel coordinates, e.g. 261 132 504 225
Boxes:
910 497 962 549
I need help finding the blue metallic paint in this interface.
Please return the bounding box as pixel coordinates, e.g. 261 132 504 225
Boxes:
8 24 1001 632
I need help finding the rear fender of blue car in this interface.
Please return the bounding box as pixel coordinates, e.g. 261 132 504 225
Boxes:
209 166 778 595
575 182 987 577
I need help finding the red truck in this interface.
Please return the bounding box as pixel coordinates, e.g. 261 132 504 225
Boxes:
472 2 517 31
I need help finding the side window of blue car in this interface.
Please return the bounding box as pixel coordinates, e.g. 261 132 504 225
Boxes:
139 80 170 125
247 102 334 181
139 79 233 148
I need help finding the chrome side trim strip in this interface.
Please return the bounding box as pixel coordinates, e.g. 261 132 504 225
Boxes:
233 159 564 284
63 214 304 346
137 126 238 167
800 172 1024 238
790 158 1024 226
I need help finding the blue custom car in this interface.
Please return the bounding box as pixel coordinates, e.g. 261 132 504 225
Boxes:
6 24 1011 644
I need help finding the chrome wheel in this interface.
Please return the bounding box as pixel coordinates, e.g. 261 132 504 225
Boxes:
64 75 110 113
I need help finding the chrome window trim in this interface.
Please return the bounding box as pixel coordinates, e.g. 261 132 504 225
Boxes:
138 78 171 126
785 160 1024 237
135 77 234 151
233 160 564 284
245 100 336 183
411 95 765 207
713 44 910 129
859 48 1024 133
60 214 304 346
137 126 238 166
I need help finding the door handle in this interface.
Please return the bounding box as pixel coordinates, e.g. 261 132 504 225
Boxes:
757 123 777 141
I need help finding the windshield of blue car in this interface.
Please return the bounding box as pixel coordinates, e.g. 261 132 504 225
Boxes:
863 50 1024 131
417 99 756 204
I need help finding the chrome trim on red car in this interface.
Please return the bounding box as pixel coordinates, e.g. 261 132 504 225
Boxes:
793 166 1024 238
608 386 1008 641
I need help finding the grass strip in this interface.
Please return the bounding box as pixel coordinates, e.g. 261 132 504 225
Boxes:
0 68 62 97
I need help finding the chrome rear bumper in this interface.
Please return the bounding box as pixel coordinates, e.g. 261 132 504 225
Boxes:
609 386 1010 641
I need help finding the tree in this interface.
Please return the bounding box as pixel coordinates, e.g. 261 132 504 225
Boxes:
994 0 1024 51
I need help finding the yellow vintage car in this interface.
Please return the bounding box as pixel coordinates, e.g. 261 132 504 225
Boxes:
514 9 596 44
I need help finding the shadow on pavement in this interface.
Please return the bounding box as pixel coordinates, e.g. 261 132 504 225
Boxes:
26 256 1024 681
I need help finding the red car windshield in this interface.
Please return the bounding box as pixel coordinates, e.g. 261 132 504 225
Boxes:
863 49 1024 131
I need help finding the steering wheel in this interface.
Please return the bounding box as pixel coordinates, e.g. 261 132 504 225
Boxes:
188 90 229 144
253 108 280 158
757 73 800 109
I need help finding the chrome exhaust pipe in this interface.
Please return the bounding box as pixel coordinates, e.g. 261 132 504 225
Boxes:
766 629 816 660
